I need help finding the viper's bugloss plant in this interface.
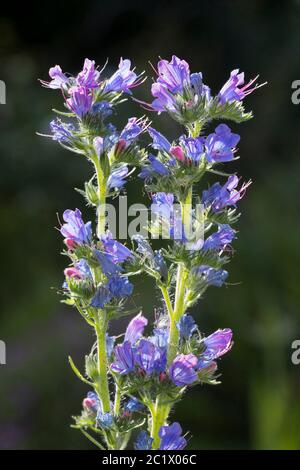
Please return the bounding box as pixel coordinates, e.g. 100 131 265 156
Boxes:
39 56 264 450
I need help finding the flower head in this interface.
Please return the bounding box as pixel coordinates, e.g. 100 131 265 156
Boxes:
40 65 68 89
107 274 133 298
104 58 143 94
194 265 228 287
124 313 148 344
203 224 236 251
60 209 92 244
134 431 153 450
66 86 93 117
111 341 135 374
159 422 187 450
169 353 198 386
76 58 100 88
202 328 233 361
124 397 144 413
202 175 251 212
50 119 75 142
177 314 197 340
218 69 264 104
205 124 240 164
100 231 133 263
107 164 129 190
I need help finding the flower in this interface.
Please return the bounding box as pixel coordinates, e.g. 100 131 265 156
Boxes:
93 250 122 275
60 208 92 244
83 391 100 414
151 82 177 113
107 164 129 190
91 101 113 120
148 127 171 152
139 155 170 179
107 275 133 298
119 117 147 143
134 339 156 375
218 69 264 104
76 58 100 88
202 328 233 361
66 86 93 117
169 353 198 386
202 175 251 212
111 341 135 374
205 124 240 163
104 58 143 94
153 250 168 281
177 314 197 340
179 135 205 164
40 65 68 89
100 231 133 262
124 397 144 413
90 286 112 309
159 422 187 450
96 410 114 429
203 224 236 251
156 55 190 93
124 313 148 344
50 119 75 142
134 431 153 450
194 265 228 287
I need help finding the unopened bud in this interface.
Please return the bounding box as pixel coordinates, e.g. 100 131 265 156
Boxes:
170 145 185 162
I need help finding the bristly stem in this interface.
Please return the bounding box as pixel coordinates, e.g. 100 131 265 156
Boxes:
95 312 111 413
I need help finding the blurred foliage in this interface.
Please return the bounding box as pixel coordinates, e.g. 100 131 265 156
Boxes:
0 0 300 449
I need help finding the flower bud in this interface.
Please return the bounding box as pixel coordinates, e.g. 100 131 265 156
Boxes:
115 139 127 156
64 267 81 278
170 145 185 162
64 238 77 250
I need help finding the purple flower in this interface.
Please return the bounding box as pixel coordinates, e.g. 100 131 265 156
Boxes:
202 328 233 361
111 341 135 374
150 328 169 349
151 82 177 113
218 69 264 104
75 259 92 279
93 131 118 157
190 72 211 100
66 86 93 117
205 124 240 164
125 397 144 413
179 135 205 164
60 208 92 244
134 339 156 375
169 353 198 387
156 55 190 93
148 127 171 152
93 250 123 275
139 155 170 179
107 275 133 298
202 175 251 212
90 286 112 308
76 58 100 88
104 58 142 94
177 314 197 340
153 250 168 281
107 164 129 189
50 119 75 142
125 313 148 344
100 231 133 263
134 431 153 450
40 65 68 89
159 422 187 450
120 117 146 143
203 224 236 251
194 265 228 287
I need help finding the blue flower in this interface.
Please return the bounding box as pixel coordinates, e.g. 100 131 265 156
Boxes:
125 397 144 413
90 285 112 308
100 231 133 263
157 55 190 93
150 328 169 349
205 124 240 163
111 341 135 375
96 410 114 429
134 431 153 450
91 101 113 120
120 117 146 143
169 353 198 387
148 127 171 152
83 391 100 414
201 328 233 361
107 164 129 189
194 265 228 287
107 275 133 298
218 69 263 104
134 339 156 375
60 208 92 244
177 314 197 340
76 58 100 88
139 155 170 179
66 86 93 117
94 250 123 275
104 58 143 94
203 224 236 251
50 119 75 142
202 175 251 212
179 135 205 164
159 422 187 450
153 250 168 281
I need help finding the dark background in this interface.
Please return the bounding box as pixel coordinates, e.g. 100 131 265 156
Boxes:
0 0 300 449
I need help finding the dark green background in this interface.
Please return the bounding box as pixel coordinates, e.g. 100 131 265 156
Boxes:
0 0 300 449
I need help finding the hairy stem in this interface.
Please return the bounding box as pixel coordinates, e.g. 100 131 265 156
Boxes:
95 313 111 413
151 396 171 450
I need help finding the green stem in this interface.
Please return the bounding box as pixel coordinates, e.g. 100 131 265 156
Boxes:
151 396 170 450
114 381 121 416
95 313 111 413
94 157 107 238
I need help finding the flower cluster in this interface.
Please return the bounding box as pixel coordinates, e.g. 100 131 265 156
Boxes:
40 55 263 450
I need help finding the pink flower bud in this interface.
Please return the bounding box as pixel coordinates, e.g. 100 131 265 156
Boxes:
64 267 82 279
170 145 185 162
159 372 167 382
115 139 127 155
64 238 77 250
